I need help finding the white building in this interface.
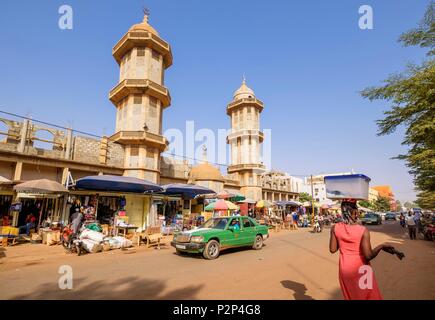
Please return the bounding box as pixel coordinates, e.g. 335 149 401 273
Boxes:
300 171 355 205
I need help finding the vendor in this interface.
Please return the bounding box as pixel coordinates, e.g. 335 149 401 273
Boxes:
70 207 84 234
19 213 36 236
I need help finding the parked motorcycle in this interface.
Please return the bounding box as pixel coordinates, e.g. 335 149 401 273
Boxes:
423 224 435 241
61 224 84 256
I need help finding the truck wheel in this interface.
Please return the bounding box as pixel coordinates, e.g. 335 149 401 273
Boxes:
252 235 263 250
203 240 220 260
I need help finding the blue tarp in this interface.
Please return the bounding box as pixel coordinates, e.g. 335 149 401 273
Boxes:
75 175 163 193
159 183 216 199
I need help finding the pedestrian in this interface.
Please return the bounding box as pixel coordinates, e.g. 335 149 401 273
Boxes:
292 210 299 230
406 211 417 240
413 210 423 236
329 208 395 300
399 213 406 228
70 207 84 235
18 213 36 236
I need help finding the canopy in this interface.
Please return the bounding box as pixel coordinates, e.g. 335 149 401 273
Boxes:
216 190 234 199
159 183 215 199
238 198 256 204
75 175 163 193
275 200 302 207
255 200 273 208
0 175 12 184
14 179 68 194
205 199 238 211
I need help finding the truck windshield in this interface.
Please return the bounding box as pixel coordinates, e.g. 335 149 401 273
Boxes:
201 218 229 229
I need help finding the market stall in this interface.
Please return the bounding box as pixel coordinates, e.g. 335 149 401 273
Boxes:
204 199 239 218
158 183 216 230
73 175 163 237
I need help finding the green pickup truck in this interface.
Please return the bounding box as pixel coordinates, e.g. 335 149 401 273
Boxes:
171 216 269 260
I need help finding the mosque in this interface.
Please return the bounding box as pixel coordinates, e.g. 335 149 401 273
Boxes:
0 13 301 226
107 12 301 202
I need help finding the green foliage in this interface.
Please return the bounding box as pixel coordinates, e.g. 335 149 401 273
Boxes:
361 2 435 209
403 201 416 209
373 196 392 212
358 200 373 209
299 192 312 202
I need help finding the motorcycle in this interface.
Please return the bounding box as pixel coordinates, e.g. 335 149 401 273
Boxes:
313 221 321 233
423 224 435 241
61 224 84 256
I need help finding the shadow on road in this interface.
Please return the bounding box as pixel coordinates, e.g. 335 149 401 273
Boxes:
280 280 315 300
0 247 5 259
11 276 204 300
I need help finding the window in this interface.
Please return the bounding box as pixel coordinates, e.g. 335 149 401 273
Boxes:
152 50 160 60
243 218 253 228
137 48 145 56
134 95 142 104
129 147 139 167
247 107 252 120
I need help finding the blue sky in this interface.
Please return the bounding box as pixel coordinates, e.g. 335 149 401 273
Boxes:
0 0 431 202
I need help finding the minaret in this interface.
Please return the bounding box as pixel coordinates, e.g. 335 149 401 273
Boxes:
227 77 265 200
109 11 172 183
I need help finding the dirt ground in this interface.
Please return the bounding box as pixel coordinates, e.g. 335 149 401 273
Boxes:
0 221 434 300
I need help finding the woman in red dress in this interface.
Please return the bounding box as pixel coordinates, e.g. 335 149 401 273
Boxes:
329 208 393 300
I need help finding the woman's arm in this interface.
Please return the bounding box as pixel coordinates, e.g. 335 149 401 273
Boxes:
360 229 392 261
329 225 339 253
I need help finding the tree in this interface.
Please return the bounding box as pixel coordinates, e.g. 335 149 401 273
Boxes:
373 196 391 212
358 200 373 209
299 192 312 202
361 2 435 209
395 200 403 212
403 201 415 210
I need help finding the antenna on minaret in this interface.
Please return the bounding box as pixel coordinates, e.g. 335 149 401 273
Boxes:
143 7 150 22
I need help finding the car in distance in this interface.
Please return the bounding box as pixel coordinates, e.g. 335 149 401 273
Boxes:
171 216 269 260
385 212 397 221
361 212 382 225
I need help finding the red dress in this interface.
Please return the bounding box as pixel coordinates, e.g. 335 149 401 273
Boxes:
334 222 383 300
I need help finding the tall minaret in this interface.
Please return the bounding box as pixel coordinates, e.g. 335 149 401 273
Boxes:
109 11 172 183
227 77 265 200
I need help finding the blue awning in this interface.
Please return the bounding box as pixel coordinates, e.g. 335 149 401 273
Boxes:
158 183 216 199
75 175 163 194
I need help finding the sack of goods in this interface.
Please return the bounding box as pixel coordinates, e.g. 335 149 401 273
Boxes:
79 229 105 243
112 236 133 248
81 238 103 253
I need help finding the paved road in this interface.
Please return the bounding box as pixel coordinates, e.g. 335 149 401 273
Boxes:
0 221 434 299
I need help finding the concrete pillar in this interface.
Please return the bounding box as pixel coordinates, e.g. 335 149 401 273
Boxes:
13 162 23 181
17 119 29 153
64 128 73 160
61 168 69 185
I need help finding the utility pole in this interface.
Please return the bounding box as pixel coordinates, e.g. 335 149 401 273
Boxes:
310 175 315 221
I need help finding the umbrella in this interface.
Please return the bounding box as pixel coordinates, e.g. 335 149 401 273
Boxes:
14 179 68 194
160 183 215 199
255 200 273 208
238 198 256 204
75 175 163 193
229 194 246 202
216 190 235 199
205 199 238 211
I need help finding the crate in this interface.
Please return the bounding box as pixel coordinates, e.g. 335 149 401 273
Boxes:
324 174 371 200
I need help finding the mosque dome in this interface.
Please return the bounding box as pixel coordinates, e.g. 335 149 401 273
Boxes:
129 14 159 36
189 162 225 182
233 78 255 100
